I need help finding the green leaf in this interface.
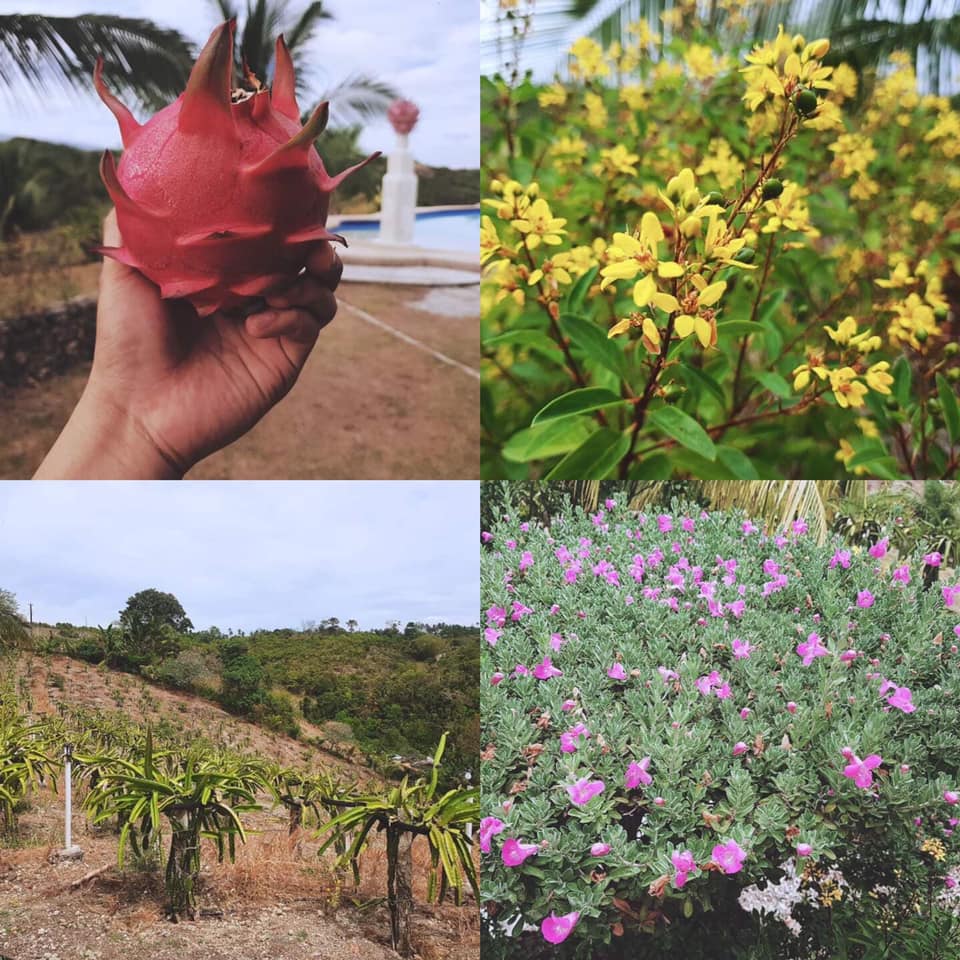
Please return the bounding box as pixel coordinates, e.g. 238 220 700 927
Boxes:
893 356 912 408
532 388 628 424
545 429 630 479
560 313 628 378
629 454 672 478
758 289 786 326
716 446 760 478
648 407 717 461
752 371 792 399
482 329 562 359
716 320 761 338
502 417 596 462
936 373 960 444
564 266 599 315
676 364 726 409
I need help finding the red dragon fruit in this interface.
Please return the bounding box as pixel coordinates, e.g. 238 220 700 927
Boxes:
94 19 378 316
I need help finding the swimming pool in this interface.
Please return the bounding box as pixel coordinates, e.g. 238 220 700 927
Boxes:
335 209 479 252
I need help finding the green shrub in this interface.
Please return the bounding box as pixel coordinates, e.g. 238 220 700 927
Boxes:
481 498 960 959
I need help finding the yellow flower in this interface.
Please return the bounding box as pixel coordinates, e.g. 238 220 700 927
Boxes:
597 144 640 177
626 17 659 47
620 85 648 111
865 361 894 395
685 43 721 82
569 37 609 80
527 258 573 288
481 216 502 265
741 25 833 113
485 259 526 308
761 181 820 237
537 83 568 109
887 293 940 348
836 438 869 475
600 212 685 310
793 360 829 390
910 200 938 224
695 138 745 191
829 133 877 179
673 276 726 348
824 316 858 346
876 260 918 289
511 198 567 249
831 63 858 100
584 92 609 129
857 417 880 439
829 367 868 408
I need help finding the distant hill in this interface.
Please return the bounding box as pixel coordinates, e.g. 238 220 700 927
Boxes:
33 619 479 788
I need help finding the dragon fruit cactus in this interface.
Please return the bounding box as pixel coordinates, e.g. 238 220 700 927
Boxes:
94 19 378 316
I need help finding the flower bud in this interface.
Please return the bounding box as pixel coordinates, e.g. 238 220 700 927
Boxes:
526 182 539 198
808 38 830 59
761 178 784 200
795 89 819 117
680 216 702 238
682 188 701 209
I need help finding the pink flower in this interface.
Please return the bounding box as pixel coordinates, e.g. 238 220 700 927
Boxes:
793 519 808 535
484 627 502 646
924 551 943 567
945 791 959 805
742 521 758 535
479 817 505 853
885 686 916 713
487 605 507 627
715 682 732 700
605 498 616 509
654 796 665 806
672 849 697 888
786 701 797 714
568 777 605 806
561 698 576 712
591 842 611 857
797 632 829 666
712 840 746 874
944 585 960 607
740 708 751 719
856 590 875 608
541 910 579 945
519 551 534 572
732 638 753 659
533 656 563 680
625 757 653 789
843 752 882 789
560 723 590 753
839 649 859 663
607 662 627 681
892 564 911 584
869 538 889 559
481 531 494 543
658 666 678 684
733 741 748 756
658 515 673 533
796 843 813 858
490 672 504 686
829 550 851 569
501 838 539 866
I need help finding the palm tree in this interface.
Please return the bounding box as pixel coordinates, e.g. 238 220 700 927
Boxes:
0 588 27 651
0 14 194 109
209 0 398 127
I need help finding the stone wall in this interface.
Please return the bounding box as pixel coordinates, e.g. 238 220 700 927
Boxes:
0 296 96 388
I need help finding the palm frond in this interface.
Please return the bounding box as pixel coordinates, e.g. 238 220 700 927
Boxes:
208 0 241 24
0 14 194 111
318 73 400 127
285 1 333 52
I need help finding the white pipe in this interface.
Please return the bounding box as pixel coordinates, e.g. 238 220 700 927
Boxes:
64 756 72 850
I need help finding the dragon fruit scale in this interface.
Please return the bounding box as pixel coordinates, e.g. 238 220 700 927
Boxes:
94 19 379 317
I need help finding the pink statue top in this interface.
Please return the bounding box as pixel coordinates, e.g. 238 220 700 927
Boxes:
388 99 420 134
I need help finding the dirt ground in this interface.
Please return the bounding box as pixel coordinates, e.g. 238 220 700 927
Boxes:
0 280 479 480
0 655 479 960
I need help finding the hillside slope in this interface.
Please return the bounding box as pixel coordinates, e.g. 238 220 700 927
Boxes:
1 653 478 960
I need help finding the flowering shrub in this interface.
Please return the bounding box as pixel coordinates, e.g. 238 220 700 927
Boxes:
480 497 960 958
481 8 960 479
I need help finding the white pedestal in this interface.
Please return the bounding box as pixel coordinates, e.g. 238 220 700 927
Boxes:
380 133 418 246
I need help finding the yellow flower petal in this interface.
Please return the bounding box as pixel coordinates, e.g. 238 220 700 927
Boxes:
698 281 727 307
658 261 685 278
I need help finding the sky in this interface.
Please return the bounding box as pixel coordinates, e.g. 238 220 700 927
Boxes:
0 481 479 631
0 0 479 169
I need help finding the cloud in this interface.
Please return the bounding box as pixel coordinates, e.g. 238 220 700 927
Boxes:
0 481 479 630
0 0 478 168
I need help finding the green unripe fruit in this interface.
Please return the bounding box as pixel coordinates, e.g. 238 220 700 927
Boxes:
915 328 928 344
705 191 724 206
734 246 756 263
885 395 899 410
761 178 784 200
935 306 949 320
929 398 942 414
948 367 960 382
795 302 810 319
945 342 960 357
795 89 819 117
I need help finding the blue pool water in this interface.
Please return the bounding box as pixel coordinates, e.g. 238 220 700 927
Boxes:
335 209 479 252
